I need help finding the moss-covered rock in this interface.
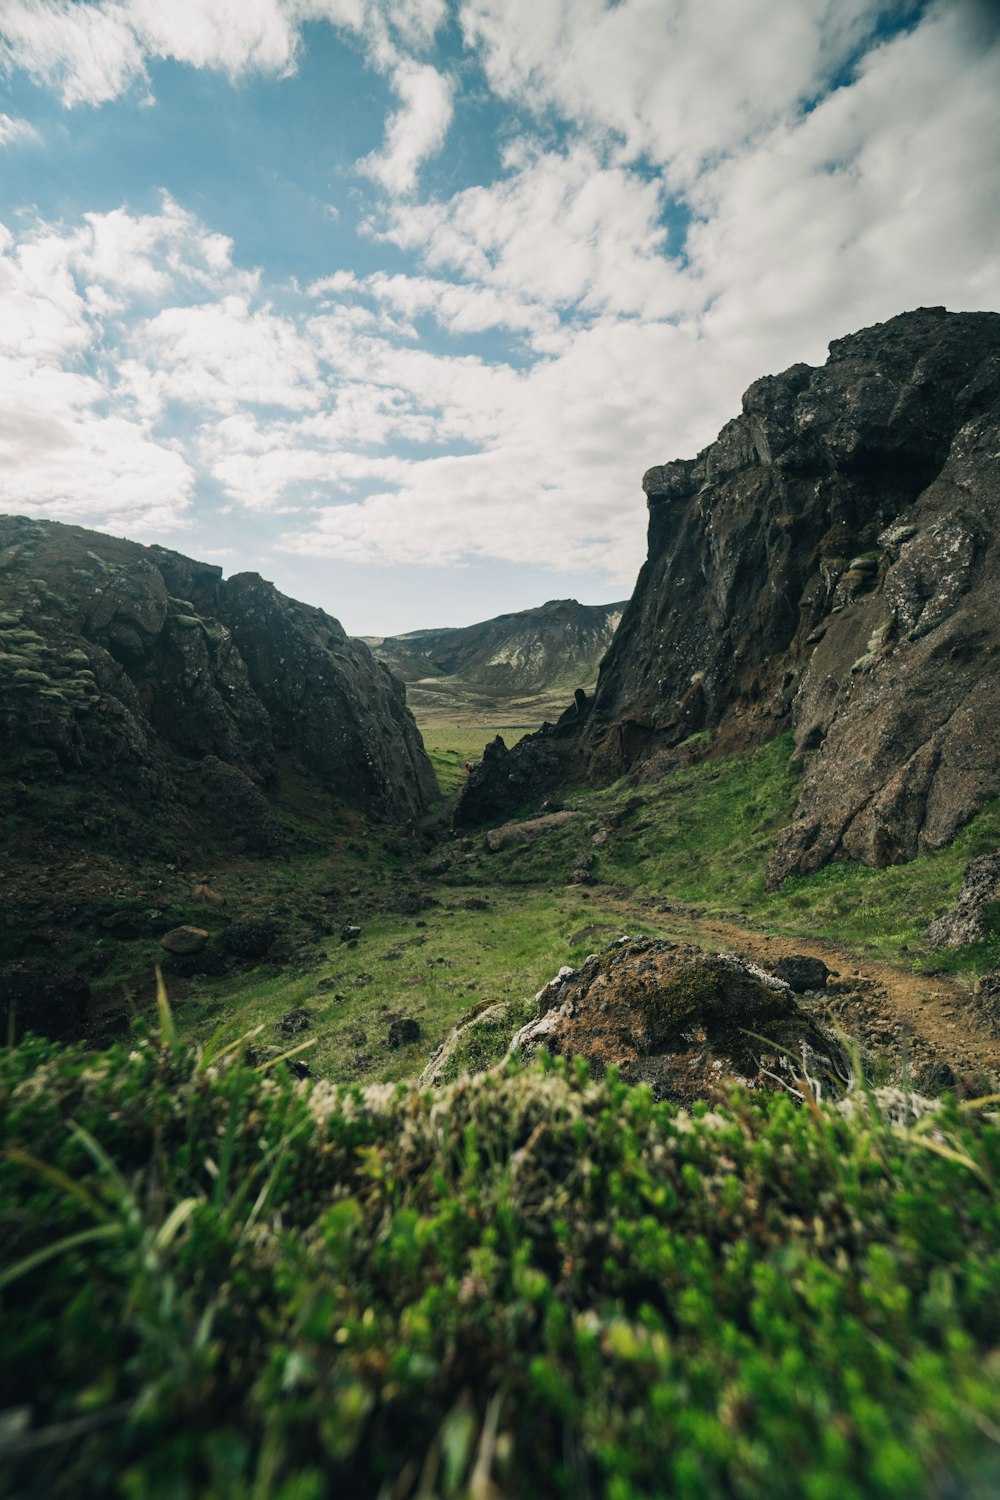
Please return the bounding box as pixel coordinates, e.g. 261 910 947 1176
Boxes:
506 937 845 1105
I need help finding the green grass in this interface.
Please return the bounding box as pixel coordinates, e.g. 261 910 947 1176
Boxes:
170 889 662 1087
467 733 1000 977
4 1036 1000 1499
129 731 1000 1081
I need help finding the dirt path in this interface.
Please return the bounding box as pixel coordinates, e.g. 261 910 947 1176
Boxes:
608 895 1000 1083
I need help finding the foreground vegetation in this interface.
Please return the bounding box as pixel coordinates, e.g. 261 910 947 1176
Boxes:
3 1033 1000 1499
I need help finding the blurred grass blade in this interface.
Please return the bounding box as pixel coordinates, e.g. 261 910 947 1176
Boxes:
155 965 178 1052
3 1146 110 1222
0 1223 122 1292
154 1197 201 1251
897 1130 994 1192
254 1038 317 1074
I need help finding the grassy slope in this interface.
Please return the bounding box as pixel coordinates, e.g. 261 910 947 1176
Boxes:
471 734 1000 978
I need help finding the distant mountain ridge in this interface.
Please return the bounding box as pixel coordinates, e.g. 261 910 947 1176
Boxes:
367 598 626 699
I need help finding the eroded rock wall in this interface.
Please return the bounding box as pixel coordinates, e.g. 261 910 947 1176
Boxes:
458 308 1000 882
0 516 434 854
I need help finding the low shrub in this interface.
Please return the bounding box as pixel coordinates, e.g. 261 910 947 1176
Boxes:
2 1037 1000 1498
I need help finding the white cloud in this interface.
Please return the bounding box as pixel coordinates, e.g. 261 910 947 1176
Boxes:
687 0 1000 363
0 1 147 106
0 199 252 532
359 56 453 195
125 296 324 415
0 0 450 114
0 112 39 145
309 267 557 337
377 141 687 318
2 1 999 612
458 0 885 187
129 0 298 77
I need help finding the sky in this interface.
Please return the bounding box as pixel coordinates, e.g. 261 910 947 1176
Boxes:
1 1 999 635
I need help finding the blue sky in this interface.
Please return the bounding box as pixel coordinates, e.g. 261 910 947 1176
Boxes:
1 0 999 634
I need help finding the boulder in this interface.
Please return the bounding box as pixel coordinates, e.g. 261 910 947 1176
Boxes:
217 920 278 962
970 970 1000 1038
419 998 536 1087
387 1017 421 1048
927 853 1000 948
160 926 209 956
774 955 831 992
484 810 575 853
506 938 846 1106
192 883 226 908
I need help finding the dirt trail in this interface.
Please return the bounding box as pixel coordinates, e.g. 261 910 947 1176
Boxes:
609 896 1000 1082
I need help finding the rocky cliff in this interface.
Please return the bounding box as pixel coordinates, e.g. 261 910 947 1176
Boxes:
0 516 435 860
369 598 625 697
458 308 1000 883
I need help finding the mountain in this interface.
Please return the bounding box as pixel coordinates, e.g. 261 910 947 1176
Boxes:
458 307 1000 886
0 515 436 868
367 598 626 701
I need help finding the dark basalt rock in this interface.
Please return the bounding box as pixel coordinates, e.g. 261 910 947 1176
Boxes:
456 732 568 828
970 971 1000 1038
774 955 831 993
217 920 279 962
458 309 1000 882
387 1016 421 1048
218 572 436 822
0 515 436 867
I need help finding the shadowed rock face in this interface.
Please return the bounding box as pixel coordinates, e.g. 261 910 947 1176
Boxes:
217 572 437 819
457 308 1000 883
0 516 435 854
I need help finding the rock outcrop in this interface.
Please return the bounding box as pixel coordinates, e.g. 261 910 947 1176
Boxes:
424 937 845 1106
0 515 435 861
927 853 1000 948
457 309 1000 884
218 572 436 818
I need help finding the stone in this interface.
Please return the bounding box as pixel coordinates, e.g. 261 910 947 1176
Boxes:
970 970 1000 1038
340 924 362 943
387 1017 421 1048
275 1007 313 1037
774 955 830 992
160 926 209 955
927 853 1000 948
483 810 575 853
915 1060 958 1094
217 920 278 961
503 938 846 1107
192 883 226 907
